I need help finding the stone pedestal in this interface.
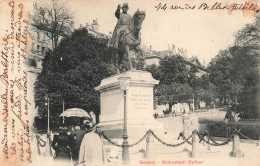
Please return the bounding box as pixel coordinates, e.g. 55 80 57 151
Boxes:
95 70 164 146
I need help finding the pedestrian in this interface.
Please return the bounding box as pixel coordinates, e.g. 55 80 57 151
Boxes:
71 125 85 162
78 122 104 166
224 106 233 121
52 126 74 162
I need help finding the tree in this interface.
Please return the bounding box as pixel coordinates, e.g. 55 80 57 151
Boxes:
234 14 260 48
159 56 190 85
144 64 161 80
229 15 260 118
145 55 194 111
31 0 74 50
131 51 145 70
34 28 117 129
196 74 217 109
155 83 193 111
207 50 234 105
207 14 260 118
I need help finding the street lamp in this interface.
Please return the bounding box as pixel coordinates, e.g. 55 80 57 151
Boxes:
118 76 131 164
45 95 53 156
45 95 50 134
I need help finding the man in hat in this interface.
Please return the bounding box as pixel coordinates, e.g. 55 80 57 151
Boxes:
52 126 74 162
109 3 132 48
78 122 104 166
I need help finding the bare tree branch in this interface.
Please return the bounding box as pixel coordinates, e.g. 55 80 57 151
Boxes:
31 0 74 50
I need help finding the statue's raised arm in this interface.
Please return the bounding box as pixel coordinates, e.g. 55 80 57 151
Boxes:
109 3 132 48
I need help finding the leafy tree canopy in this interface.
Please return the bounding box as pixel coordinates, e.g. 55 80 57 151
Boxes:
207 14 260 118
145 55 200 109
34 28 117 127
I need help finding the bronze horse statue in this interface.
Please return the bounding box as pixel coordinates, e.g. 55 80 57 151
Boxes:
113 10 146 71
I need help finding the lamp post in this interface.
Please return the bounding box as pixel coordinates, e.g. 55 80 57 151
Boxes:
118 76 131 164
192 93 195 113
45 96 50 134
62 101 65 124
45 95 53 156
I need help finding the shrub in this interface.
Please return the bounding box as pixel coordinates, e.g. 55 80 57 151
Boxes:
199 119 260 140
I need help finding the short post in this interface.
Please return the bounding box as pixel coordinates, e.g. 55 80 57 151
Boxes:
203 135 211 151
229 134 244 157
190 131 199 158
206 135 210 151
182 114 190 138
182 114 190 151
145 132 151 159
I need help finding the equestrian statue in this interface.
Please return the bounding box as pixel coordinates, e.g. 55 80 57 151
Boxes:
108 3 145 72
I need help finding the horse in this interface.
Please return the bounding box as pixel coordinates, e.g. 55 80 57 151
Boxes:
116 10 146 71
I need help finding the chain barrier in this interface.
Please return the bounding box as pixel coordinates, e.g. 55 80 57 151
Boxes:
36 135 47 147
100 132 123 147
177 132 192 145
101 128 258 149
182 134 192 145
101 130 149 148
150 130 192 147
236 130 259 146
101 130 195 148
35 135 47 155
128 130 150 147
195 131 233 146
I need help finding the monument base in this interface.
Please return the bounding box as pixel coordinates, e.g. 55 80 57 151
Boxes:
95 70 163 162
98 118 164 142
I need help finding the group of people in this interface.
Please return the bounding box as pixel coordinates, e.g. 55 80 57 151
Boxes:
51 120 104 165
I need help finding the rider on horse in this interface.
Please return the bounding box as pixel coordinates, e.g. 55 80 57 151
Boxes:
108 3 146 71
109 3 132 48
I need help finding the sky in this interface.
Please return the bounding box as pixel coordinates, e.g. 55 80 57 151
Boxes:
0 0 256 65
68 0 255 65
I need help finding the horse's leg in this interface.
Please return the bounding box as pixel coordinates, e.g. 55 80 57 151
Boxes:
124 45 133 70
115 53 121 74
117 48 125 72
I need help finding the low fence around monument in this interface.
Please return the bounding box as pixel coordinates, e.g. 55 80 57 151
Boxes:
34 127 259 162
99 128 259 159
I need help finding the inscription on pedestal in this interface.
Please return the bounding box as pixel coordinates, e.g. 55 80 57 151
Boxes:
131 94 152 110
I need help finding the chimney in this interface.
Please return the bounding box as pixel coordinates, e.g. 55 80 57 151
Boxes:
92 19 99 32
